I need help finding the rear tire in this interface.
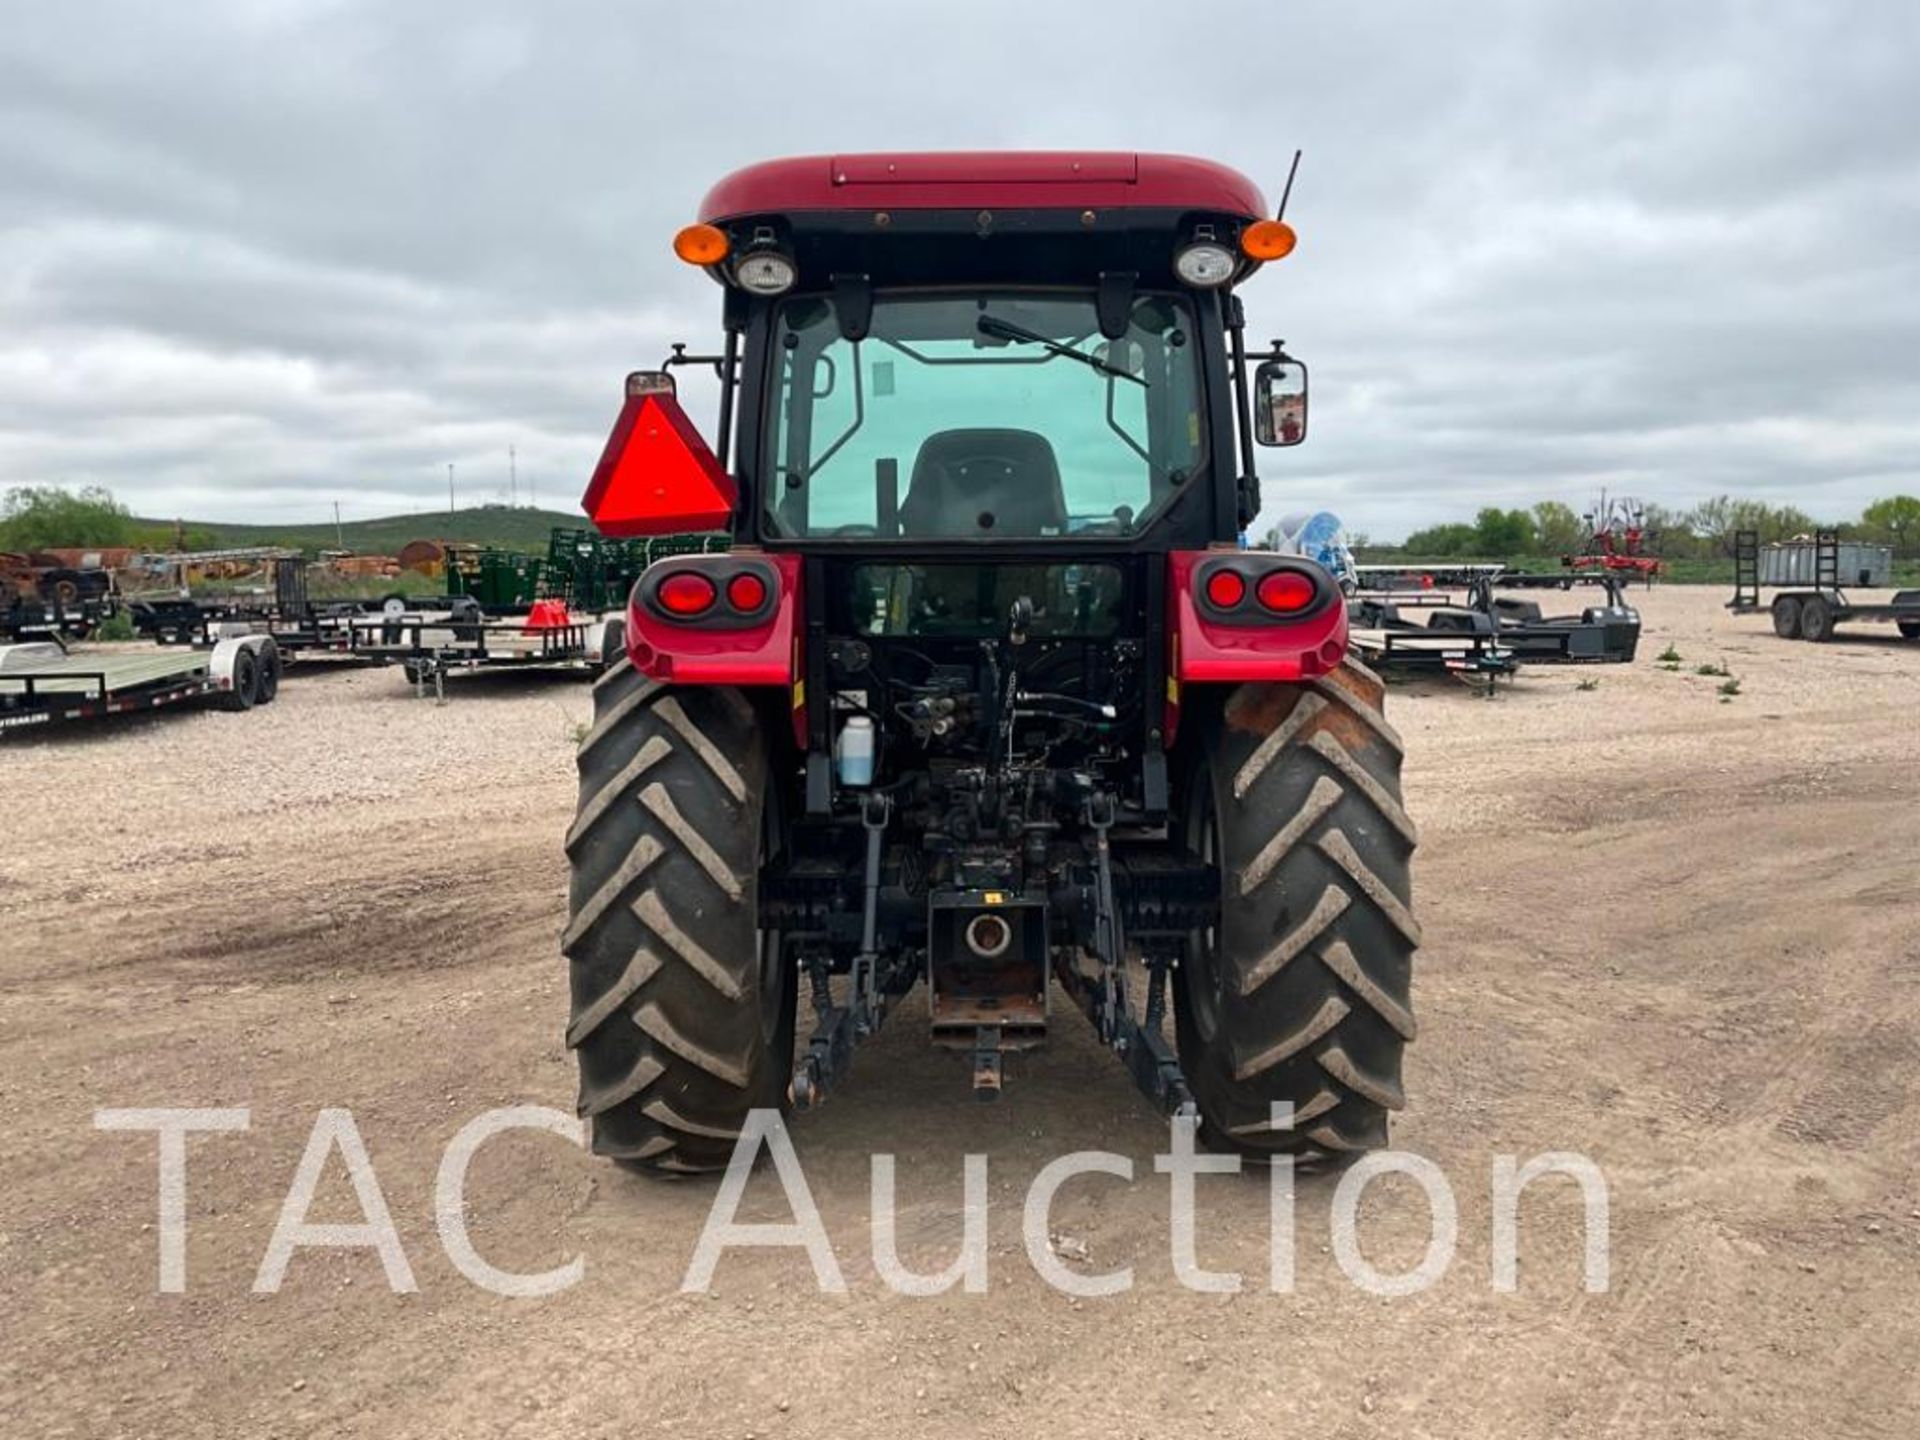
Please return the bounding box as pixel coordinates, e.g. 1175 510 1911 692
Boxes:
1175 660 1419 1160
216 647 259 712
563 661 794 1173
255 641 281 704
1799 597 1835 643
1771 596 1801 639
1897 620 1920 641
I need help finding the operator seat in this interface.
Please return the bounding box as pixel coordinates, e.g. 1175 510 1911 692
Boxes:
901 429 1069 536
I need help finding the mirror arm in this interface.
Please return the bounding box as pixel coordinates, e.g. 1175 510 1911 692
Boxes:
657 341 742 474
714 328 740 472
1226 296 1260 530
662 342 730 378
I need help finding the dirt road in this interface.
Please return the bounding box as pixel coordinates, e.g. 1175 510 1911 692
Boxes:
3 588 1916 1438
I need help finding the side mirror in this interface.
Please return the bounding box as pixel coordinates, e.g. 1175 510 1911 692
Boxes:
1253 358 1308 447
626 370 676 398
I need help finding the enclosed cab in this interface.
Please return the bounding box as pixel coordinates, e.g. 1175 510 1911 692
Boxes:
564 153 1419 1172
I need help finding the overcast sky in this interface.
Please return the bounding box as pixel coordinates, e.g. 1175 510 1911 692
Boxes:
3 1 1917 540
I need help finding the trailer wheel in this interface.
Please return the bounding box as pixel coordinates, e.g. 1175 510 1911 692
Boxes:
255 641 281 705
1771 596 1802 639
217 647 259 712
563 660 793 1173
1898 620 1920 641
1799 597 1836 643
1175 660 1418 1160
592 618 626 677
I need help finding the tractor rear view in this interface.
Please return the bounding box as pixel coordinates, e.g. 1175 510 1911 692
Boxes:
563 152 1419 1173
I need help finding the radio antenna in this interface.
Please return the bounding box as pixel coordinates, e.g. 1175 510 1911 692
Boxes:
1275 149 1302 223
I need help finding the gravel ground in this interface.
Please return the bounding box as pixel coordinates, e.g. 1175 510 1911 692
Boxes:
2 586 1917 1439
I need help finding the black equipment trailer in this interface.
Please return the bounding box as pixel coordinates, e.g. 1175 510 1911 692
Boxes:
345 599 624 699
130 558 373 656
0 634 282 734
1472 572 1642 663
0 592 119 643
1730 529 1920 643
1347 568 1639 685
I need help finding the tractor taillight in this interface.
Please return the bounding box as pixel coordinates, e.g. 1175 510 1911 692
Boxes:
1205 570 1246 609
726 572 767 612
657 572 717 616
1256 569 1317 614
625 553 801 698
638 556 780 627
1168 550 1350 698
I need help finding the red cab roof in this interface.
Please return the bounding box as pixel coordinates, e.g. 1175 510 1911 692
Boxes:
699 152 1268 222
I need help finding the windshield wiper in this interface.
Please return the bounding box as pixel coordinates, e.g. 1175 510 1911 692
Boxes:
976 314 1146 386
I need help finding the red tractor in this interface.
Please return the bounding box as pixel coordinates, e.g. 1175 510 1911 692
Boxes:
565 153 1419 1173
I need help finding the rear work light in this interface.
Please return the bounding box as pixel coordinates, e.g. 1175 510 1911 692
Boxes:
1174 239 1237 288
657 572 717 616
733 250 798 295
1256 569 1317 614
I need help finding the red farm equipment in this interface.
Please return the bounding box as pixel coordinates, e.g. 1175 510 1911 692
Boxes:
1565 493 1662 584
563 152 1419 1172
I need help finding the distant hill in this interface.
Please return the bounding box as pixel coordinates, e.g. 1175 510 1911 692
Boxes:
135 504 590 556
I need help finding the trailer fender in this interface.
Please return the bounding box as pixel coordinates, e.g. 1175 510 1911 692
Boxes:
209 633 276 694
582 615 626 666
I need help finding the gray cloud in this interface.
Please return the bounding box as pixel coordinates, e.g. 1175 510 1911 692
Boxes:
2 0 1917 537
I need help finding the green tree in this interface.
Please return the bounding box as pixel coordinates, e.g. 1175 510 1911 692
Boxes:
1473 507 1537 557
1530 500 1585 557
1639 502 1703 559
1709 499 1819 553
1686 496 1736 557
0 485 135 551
1402 522 1478 556
1862 495 1920 556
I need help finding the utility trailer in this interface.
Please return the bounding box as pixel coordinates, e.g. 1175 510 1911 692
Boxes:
131 558 370 657
1730 529 1920 643
1370 570 1638 663
1345 611 1517 688
0 634 281 734
1348 567 1638 682
345 599 626 697
0 592 119 643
